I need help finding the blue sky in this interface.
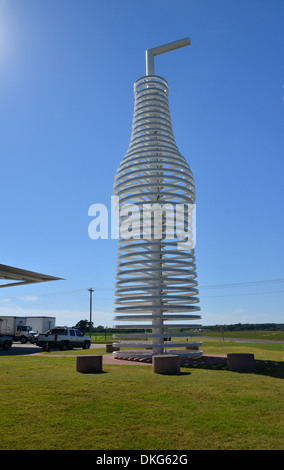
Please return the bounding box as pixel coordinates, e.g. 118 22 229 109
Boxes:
0 0 283 327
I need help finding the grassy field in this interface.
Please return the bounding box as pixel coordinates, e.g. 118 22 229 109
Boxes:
92 329 284 342
203 330 284 341
0 338 283 450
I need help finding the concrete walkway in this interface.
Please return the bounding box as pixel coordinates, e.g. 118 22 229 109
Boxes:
1 342 227 366
103 355 151 366
102 353 227 367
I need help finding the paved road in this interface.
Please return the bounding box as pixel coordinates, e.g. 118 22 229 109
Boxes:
0 342 106 356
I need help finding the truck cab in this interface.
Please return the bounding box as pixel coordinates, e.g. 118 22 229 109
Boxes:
15 325 36 344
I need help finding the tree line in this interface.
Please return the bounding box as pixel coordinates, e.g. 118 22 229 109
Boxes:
74 320 283 334
203 323 283 331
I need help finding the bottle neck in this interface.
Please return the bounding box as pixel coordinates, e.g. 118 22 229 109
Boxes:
128 75 178 154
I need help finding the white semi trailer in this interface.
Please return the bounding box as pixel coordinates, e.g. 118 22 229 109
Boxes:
25 317 56 335
0 316 56 343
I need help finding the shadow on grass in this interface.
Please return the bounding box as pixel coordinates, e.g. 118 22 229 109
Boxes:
77 370 109 375
154 371 191 376
0 345 39 356
254 360 284 379
181 358 284 379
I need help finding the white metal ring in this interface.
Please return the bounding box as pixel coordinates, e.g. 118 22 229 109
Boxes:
113 76 202 357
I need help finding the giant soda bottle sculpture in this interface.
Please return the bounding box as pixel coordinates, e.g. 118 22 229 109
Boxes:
112 38 202 360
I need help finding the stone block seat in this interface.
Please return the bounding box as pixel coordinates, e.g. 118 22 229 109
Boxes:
76 355 103 373
106 344 120 353
227 353 255 372
152 354 180 375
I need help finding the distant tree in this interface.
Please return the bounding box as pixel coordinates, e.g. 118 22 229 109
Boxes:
75 320 92 333
95 325 105 332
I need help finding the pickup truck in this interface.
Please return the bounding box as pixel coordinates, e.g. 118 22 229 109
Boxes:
36 327 91 351
0 334 13 351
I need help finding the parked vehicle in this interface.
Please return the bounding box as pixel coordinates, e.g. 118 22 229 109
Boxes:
0 334 13 351
36 327 91 351
0 316 35 343
25 317 55 341
0 316 56 344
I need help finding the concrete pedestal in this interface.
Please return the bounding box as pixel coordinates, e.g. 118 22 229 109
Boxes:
227 353 255 371
106 344 120 353
76 355 103 373
152 355 180 375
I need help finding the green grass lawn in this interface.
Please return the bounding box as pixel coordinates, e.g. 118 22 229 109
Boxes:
201 338 283 360
91 329 284 342
202 330 284 341
0 341 283 450
91 333 114 342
